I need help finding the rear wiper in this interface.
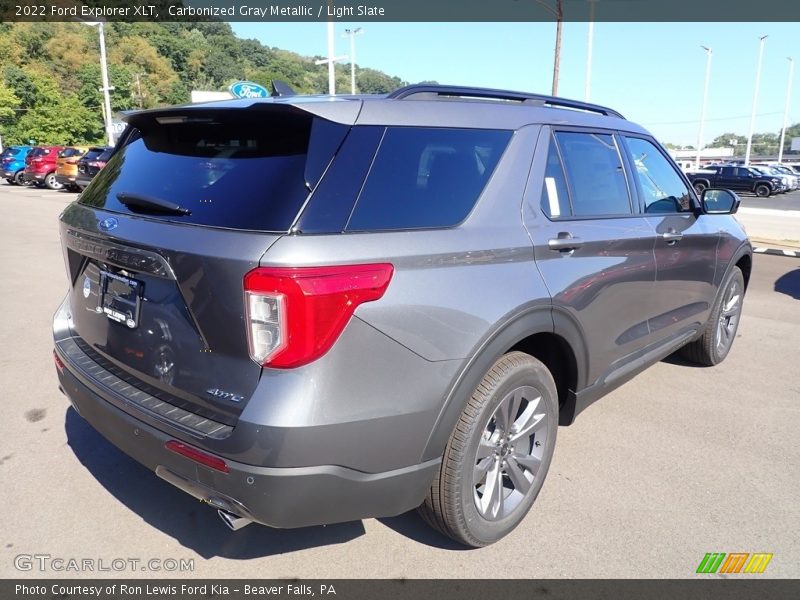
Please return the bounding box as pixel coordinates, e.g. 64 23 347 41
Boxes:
116 192 191 216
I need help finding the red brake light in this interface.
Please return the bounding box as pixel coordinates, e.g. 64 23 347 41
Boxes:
243 263 394 368
165 440 229 473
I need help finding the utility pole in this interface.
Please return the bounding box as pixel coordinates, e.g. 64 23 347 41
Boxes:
778 57 794 163
343 28 363 95
535 0 564 96
744 35 767 166
695 46 713 170
82 21 116 146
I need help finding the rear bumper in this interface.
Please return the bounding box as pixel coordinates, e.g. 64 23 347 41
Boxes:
57 360 437 528
24 169 48 181
55 174 77 185
52 292 442 528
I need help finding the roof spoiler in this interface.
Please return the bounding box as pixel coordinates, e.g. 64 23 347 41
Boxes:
271 80 297 97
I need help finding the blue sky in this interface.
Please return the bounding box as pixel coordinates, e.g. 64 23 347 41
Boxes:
231 22 798 147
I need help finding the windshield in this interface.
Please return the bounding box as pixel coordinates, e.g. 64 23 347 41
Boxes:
59 148 85 158
2 148 20 158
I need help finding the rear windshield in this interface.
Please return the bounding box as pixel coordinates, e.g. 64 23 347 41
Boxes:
30 148 50 156
59 148 85 158
81 148 107 161
79 107 346 232
2 148 20 157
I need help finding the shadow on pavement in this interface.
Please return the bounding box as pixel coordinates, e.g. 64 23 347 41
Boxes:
377 513 468 551
774 268 800 300
64 408 365 559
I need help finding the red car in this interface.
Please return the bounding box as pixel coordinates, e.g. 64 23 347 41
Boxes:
24 145 65 190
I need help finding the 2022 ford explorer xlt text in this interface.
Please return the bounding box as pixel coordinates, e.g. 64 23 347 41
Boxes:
53 85 752 547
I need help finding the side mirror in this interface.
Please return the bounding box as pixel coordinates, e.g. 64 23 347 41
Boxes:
701 188 740 215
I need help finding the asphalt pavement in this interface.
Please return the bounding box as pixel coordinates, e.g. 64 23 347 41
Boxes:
0 183 797 579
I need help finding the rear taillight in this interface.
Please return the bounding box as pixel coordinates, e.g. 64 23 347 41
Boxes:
165 440 229 473
244 263 394 368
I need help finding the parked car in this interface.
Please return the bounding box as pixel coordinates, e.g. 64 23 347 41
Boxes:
55 146 90 191
753 163 799 190
686 165 782 197
24 145 64 189
749 166 790 192
1 145 33 185
53 85 752 547
75 146 111 190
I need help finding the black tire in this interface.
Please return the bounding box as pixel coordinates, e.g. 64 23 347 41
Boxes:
693 181 708 195
418 351 558 547
755 184 770 198
13 170 25 185
44 172 63 190
680 266 745 366
5 178 12 185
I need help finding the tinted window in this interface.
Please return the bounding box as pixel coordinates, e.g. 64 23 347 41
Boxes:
2 148 20 157
59 148 85 158
540 134 571 218
79 108 347 232
80 148 107 162
624 137 693 213
346 127 511 231
30 148 51 156
554 132 631 216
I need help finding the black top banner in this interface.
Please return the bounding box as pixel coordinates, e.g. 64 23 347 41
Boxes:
2 0 800 23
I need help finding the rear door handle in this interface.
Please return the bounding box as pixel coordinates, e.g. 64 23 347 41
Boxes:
661 230 683 245
548 233 583 252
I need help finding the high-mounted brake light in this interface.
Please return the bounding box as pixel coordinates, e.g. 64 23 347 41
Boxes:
244 264 394 368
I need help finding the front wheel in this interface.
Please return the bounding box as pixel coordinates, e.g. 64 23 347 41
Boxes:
693 181 708 195
755 184 770 198
418 352 558 547
680 266 744 366
44 172 63 190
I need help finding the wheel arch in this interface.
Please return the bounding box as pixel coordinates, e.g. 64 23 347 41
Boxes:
421 307 589 463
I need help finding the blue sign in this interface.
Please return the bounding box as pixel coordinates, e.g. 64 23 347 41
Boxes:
228 81 270 99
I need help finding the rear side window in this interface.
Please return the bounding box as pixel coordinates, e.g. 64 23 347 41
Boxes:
540 135 571 218
553 131 631 217
59 148 85 158
346 127 512 231
79 107 348 232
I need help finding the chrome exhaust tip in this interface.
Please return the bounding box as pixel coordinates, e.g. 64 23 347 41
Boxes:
217 509 252 531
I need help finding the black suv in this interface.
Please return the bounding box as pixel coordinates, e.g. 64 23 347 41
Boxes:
54 85 751 547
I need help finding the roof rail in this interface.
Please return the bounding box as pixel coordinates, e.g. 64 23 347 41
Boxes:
387 84 625 119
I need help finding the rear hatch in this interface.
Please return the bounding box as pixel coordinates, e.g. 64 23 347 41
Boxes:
77 147 107 176
57 147 86 175
59 102 353 425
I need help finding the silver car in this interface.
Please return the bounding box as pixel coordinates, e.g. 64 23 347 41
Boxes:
53 85 752 546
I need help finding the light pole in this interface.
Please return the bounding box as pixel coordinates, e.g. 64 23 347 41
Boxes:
695 46 713 170
314 21 347 95
343 28 363 95
585 0 597 102
778 57 794 163
535 0 564 96
744 35 768 166
82 21 115 146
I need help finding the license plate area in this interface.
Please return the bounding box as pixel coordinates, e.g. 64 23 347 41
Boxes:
99 269 143 329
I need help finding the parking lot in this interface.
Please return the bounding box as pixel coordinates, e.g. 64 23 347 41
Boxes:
0 182 798 579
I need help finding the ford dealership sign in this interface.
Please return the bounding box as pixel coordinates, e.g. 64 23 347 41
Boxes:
228 81 270 99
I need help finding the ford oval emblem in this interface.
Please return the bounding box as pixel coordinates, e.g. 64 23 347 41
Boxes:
99 217 118 231
228 80 270 99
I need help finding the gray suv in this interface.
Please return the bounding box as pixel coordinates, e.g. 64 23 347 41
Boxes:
53 85 751 547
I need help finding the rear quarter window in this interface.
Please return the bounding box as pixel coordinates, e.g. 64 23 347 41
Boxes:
345 127 512 231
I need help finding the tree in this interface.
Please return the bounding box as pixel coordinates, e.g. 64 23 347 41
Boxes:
0 80 20 125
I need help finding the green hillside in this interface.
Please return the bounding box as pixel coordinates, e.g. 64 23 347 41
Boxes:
0 21 410 145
